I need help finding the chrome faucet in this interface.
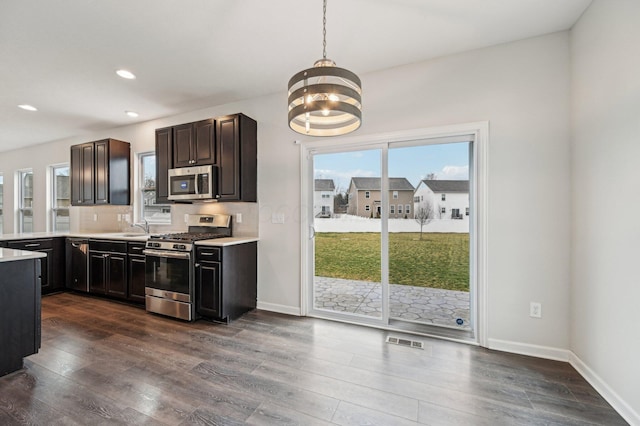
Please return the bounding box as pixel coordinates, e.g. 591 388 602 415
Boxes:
132 219 150 234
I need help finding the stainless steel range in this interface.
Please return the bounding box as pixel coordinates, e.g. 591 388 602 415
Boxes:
143 214 231 321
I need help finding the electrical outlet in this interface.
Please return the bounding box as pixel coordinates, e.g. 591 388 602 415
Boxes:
184 214 189 223
530 302 542 318
236 213 242 224
93 214 98 221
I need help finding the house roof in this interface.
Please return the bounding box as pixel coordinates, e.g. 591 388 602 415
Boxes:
315 179 335 191
350 177 415 191
421 180 469 193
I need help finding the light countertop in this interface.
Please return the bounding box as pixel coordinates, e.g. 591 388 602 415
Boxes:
195 237 259 247
0 248 47 263
0 232 258 245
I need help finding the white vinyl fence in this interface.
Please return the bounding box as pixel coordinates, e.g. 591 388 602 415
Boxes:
314 214 469 233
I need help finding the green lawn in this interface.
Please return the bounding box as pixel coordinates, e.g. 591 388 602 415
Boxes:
315 232 469 292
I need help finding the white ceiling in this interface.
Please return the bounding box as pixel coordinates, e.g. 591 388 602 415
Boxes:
0 0 591 152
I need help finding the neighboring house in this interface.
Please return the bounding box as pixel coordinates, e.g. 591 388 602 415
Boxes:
413 179 469 221
347 177 415 218
314 179 335 217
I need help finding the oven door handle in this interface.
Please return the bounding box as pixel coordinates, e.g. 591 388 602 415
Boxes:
143 249 191 260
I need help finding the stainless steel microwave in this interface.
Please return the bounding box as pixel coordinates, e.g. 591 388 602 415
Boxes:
168 165 216 201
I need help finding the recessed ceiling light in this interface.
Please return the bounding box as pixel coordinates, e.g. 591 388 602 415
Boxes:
116 69 136 79
125 111 139 118
18 104 38 111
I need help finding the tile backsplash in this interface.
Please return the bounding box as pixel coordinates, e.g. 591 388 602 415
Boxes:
70 203 258 237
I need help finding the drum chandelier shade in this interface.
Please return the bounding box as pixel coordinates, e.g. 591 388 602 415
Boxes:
288 0 362 137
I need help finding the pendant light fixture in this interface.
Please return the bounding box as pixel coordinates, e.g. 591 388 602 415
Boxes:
288 0 362 137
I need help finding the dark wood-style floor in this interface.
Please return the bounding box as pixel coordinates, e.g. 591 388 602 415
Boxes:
0 293 627 425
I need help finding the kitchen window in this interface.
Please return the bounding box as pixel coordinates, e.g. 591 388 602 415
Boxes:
50 165 70 232
0 173 3 233
17 169 33 233
140 152 171 224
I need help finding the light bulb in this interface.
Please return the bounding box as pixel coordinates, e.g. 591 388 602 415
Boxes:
328 94 339 102
306 94 313 104
322 109 330 116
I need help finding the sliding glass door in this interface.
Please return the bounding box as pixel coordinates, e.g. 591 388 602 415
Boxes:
305 133 476 338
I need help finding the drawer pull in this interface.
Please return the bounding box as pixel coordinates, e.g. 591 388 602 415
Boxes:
25 243 41 248
200 252 215 256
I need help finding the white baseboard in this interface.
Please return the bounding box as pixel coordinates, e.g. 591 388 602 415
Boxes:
487 338 570 361
486 339 638 425
569 352 640 426
256 301 301 316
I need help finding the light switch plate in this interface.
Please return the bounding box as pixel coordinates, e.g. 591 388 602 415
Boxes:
236 213 242 224
530 302 542 318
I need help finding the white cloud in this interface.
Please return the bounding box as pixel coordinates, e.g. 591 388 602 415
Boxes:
440 165 469 180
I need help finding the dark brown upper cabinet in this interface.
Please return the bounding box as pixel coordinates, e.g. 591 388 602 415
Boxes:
216 113 257 202
155 127 173 204
155 113 256 203
70 139 130 206
173 119 215 168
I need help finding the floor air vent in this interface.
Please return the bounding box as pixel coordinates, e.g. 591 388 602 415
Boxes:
386 336 424 349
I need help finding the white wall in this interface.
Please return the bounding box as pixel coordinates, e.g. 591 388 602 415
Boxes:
0 32 571 351
571 0 640 421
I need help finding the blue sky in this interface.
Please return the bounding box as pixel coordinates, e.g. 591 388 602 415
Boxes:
314 142 470 192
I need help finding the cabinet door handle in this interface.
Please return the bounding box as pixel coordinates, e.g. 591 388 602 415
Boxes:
195 263 200 268
200 252 215 256
25 243 41 248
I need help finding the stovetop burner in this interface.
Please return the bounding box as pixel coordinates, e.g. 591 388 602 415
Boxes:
150 232 229 243
146 214 232 249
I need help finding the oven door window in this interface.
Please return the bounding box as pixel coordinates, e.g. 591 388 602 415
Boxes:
145 255 191 294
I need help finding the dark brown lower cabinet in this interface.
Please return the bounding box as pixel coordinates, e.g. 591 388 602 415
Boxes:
0 256 41 377
127 242 146 303
196 242 257 322
6 238 65 294
89 240 127 299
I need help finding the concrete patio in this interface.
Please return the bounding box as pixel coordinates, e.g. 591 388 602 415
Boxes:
314 276 471 329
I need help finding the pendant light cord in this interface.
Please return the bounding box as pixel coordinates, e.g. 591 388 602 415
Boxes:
322 0 327 59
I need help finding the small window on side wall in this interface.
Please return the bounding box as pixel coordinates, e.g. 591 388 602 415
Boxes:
51 165 70 232
140 152 171 224
17 169 33 233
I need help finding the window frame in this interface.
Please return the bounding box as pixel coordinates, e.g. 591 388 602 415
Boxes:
405 204 411 215
442 193 446 201
50 164 70 232
365 191 370 199
393 190 398 199
139 151 171 225
0 173 3 234
390 204 395 214
16 169 33 233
